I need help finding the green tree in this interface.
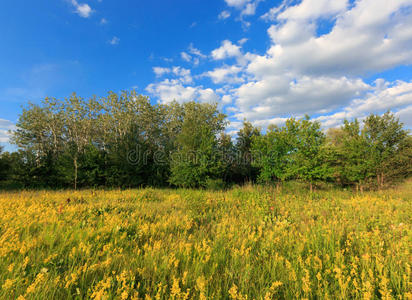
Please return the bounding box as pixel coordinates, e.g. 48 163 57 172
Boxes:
251 124 293 186
62 93 102 189
217 132 235 185
362 111 410 188
169 102 226 188
286 116 331 192
234 121 260 183
0 146 7 182
337 119 374 191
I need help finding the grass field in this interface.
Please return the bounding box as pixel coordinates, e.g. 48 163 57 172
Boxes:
0 182 411 299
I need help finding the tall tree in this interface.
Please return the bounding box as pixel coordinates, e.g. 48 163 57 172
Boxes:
234 121 260 183
362 111 410 188
62 93 102 189
0 146 6 182
286 116 331 192
338 119 374 191
252 124 293 186
169 102 226 188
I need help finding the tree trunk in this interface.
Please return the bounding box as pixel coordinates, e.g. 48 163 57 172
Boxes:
74 155 78 190
309 182 313 193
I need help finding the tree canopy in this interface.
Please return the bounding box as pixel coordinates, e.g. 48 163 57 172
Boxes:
1 91 411 190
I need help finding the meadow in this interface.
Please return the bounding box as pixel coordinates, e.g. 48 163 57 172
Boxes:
0 182 411 299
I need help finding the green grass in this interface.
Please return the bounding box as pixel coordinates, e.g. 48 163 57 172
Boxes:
0 182 411 299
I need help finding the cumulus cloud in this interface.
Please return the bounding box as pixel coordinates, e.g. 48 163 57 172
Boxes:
222 95 233 104
225 0 250 8
146 80 219 104
147 0 412 132
153 67 171 77
396 105 412 128
180 44 205 65
198 88 219 103
171 66 193 83
261 0 293 21
204 65 244 84
146 80 197 104
241 1 259 16
226 0 412 128
277 0 348 21
152 66 192 83
252 0 412 77
234 75 370 122
0 119 15 143
224 0 262 17
211 40 242 60
70 0 93 18
314 80 412 128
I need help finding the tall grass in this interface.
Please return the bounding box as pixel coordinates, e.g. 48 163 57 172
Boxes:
0 182 411 299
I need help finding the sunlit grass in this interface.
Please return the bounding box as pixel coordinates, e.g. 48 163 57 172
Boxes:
0 182 411 299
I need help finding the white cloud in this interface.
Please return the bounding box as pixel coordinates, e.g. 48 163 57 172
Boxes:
109 36 120 45
261 0 293 21
152 66 192 83
223 0 262 18
204 65 244 84
225 0 250 8
100 18 107 25
222 95 233 104
70 0 93 18
396 105 412 128
241 2 258 16
147 0 412 132
211 40 242 60
238 38 248 45
220 0 412 129
219 10 231 20
198 88 219 103
146 80 219 105
314 80 412 128
252 0 412 77
181 44 205 65
234 75 369 122
253 117 289 128
188 44 206 58
181 52 192 62
153 67 171 77
0 119 15 143
172 66 193 83
146 79 198 104
277 0 348 21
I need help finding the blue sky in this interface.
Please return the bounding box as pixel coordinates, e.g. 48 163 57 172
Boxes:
1 0 412 149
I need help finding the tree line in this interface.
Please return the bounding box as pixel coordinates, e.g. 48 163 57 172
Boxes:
0 91 411 190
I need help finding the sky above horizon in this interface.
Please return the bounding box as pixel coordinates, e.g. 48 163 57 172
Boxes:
1 0 412 150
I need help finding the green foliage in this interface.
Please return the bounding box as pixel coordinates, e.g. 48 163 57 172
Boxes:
252 116 332 189
5 91 412 190
327 112 411 190
232 121 260 183
252 124 293 183
169 102 226 188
